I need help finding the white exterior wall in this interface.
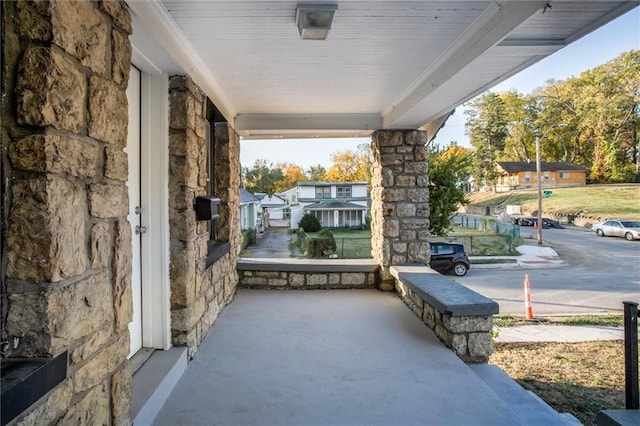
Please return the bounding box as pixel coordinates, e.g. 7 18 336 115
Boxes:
351 184 368 197
265 207 284 220
290 205 305 230
299 186 316 198
240 203 258 230
280 187 298 204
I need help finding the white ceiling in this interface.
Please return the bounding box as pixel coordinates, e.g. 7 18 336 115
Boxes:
128 1 638 139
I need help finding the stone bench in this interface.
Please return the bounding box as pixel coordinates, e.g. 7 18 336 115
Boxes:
390 265 499 363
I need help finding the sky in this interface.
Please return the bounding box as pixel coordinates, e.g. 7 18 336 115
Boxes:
240 7 639 170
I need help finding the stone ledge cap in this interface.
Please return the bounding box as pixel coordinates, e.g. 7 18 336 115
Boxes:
390 265 499 316
237 258 379 273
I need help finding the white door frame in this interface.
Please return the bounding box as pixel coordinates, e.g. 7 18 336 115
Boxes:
132 45 171 350
127 66 143 357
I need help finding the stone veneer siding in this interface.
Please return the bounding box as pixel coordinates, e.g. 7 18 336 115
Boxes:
238 270 378 289
168 76 240 359
2 1 133 424
370 130 430 290
395 280 493 363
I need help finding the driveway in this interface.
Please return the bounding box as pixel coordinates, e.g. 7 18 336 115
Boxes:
243 227 296 258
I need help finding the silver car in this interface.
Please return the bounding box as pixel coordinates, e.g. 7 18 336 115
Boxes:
592 220 640 241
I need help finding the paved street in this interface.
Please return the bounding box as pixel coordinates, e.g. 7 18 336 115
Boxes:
458 226 640 316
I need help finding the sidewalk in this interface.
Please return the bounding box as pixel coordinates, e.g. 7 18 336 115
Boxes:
471 244 567 270
495 324 625 343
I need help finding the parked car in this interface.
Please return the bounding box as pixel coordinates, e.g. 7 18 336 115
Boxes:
429 242 470 276
512 217 562 228
592 220 640 241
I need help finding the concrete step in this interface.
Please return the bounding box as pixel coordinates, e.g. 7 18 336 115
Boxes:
468 363 582 425
132 347 188 426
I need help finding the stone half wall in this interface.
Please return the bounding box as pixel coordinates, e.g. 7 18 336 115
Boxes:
238 270 377 289
396 281 493 363
168 76 240 359
370 130 430 291
2 1 133 424
391 266 496 363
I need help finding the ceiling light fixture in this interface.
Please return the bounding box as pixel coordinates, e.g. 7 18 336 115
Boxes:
296 4 337 40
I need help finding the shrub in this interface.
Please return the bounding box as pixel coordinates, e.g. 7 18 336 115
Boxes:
318 229 337 251
298 213 321 232
306 237 337 258
240 228 256 249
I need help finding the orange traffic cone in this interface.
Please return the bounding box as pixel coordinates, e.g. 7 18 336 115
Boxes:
524 274 534 320
533 221 538 229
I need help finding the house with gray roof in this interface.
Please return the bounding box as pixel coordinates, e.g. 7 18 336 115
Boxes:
281 182 370 230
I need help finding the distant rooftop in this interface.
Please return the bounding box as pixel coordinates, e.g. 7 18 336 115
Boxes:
298 181 368 186
497 161 590 173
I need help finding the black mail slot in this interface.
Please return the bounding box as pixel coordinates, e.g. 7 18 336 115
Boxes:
195 196 221 221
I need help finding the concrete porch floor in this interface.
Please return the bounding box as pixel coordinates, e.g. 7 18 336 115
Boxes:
154 290 539 425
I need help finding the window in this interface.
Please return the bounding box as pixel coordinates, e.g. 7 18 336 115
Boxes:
337 210 361 227
559 172 570 179
432 244 454 255
312 210 334 227
336 186 352 198
205 119 217 241
543 172 550 181
205 101 230 266
315 186 331 199
524 172 531 182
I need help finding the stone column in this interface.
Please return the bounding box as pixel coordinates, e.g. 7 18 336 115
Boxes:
168 78 240 358
371 130 430 290
2 1 133 424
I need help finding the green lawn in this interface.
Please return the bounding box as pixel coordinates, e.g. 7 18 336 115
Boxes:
467 184 640 220
305 229 372 259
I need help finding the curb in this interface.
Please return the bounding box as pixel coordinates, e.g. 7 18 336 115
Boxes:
471 257 567 270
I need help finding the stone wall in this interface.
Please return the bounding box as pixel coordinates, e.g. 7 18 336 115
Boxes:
168 76 240 359
238 270 378 289
370 130 430 290
394 276 494 363
2 1 133 424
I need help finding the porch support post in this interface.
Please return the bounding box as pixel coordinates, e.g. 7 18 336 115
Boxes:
371 130 430 291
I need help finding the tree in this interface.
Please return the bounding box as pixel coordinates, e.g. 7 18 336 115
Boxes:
307 164 326 181
324 145 371 182
274 163 308 192
464 50 640 183
465 92 509 190
428 143 471 236
242 159 283 194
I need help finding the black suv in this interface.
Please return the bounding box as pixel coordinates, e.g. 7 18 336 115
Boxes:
429 242 470 276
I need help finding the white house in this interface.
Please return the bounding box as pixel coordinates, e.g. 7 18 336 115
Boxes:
240 189 260 232
255 193 287 220
284 182 370 230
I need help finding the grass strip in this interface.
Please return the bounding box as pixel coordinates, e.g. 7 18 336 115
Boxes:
491 341 625 426
494 314 623 327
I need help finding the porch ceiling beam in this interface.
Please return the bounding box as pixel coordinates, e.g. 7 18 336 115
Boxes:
382 1 547 129
235 113 382 134
126 0 236 123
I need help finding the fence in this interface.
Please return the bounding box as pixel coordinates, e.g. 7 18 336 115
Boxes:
333 238 372 259
429 234 517 255
453 214 520 237
294 230 373 259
